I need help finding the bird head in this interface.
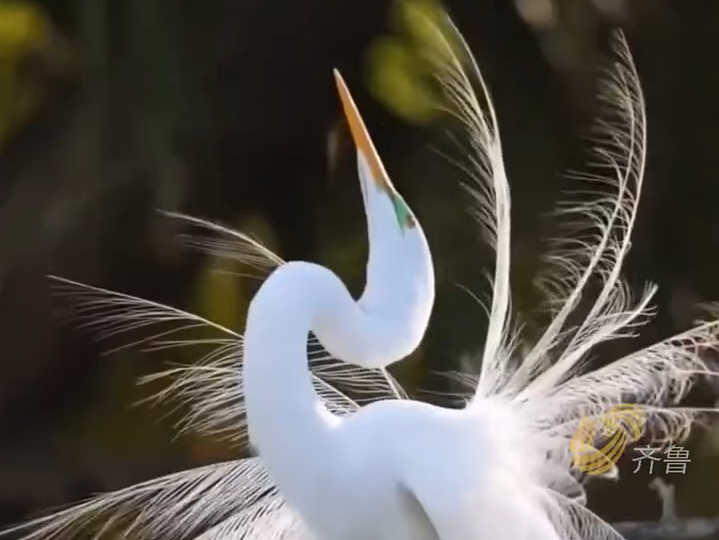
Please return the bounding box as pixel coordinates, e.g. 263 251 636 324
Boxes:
333 70 435 362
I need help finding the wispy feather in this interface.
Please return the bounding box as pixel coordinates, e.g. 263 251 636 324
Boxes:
0 459 280 540
45 211 404 444
396 7 719 539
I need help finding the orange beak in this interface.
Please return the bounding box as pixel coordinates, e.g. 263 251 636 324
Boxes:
333 69 394 194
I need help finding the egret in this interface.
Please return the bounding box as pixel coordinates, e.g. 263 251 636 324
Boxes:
4 8 719 540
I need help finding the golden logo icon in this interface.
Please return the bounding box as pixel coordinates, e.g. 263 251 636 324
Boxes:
570 404 646 475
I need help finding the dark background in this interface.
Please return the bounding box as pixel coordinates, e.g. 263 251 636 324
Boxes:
0 0 718 535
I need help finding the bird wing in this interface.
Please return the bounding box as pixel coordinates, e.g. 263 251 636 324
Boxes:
2 454 318 540
1 458 272 540
425 0 716 481
412 8 719 540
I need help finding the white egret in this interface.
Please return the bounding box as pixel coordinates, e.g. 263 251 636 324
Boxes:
3 8 719 540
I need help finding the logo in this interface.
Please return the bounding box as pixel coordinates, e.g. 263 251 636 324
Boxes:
570 404 646 475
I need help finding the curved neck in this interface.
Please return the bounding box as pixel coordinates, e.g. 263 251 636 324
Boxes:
243 259 429 488
241 261 361 507
243 262 334 456
242 262 355 465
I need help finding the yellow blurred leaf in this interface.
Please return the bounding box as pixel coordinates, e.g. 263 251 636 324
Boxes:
367 35 438 124
0 1 48 56
390 0 455 54
0 1 56 142
365 0 467 126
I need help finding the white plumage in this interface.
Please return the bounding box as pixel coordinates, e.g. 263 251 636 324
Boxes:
4 9 719 540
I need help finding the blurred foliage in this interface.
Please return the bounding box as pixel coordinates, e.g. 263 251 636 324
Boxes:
0 2 46 139
0 0 718 535
0 1 71 141
366 0 464 124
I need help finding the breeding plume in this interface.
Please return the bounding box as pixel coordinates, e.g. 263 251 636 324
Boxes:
5 7 719 540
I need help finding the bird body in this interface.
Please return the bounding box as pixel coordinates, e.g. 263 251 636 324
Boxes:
246 377 565 540
335 399 562 540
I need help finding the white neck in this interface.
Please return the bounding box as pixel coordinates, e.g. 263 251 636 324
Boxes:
243 252 432 496
243 262 344 468
242 261 379 501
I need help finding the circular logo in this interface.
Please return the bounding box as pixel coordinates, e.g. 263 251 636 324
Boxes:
570 404 646 475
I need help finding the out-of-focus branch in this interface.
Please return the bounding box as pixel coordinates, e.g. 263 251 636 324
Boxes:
611 478 719 540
